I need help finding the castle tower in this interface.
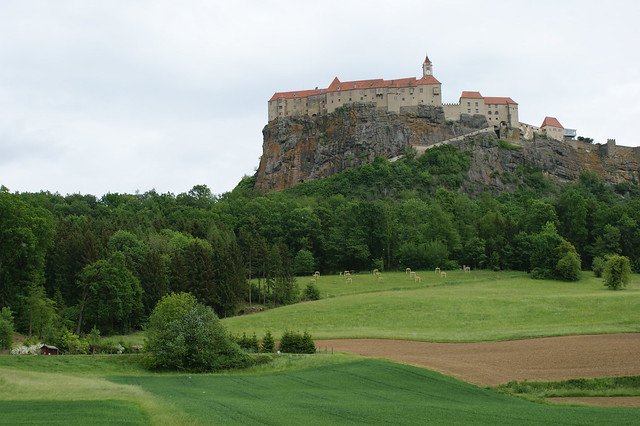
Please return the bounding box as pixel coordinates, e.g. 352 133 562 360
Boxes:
422 54 433 76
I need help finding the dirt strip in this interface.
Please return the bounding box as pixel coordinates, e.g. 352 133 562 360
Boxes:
316 334 640 387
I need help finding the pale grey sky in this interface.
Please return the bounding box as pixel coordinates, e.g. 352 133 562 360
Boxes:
1 0 638 196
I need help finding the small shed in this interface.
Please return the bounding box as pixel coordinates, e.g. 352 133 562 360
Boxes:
41 345 59 355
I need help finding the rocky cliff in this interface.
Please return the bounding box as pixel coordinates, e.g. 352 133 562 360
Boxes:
255 104 640 193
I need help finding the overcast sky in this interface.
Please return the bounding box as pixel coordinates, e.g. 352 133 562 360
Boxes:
1 0 639 197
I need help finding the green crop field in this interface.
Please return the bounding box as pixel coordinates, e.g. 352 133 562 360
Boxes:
110 358 640 425
224 270 640 341
2 355 638 425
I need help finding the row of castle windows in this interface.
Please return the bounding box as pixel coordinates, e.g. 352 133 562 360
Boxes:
466 101 501 108
330 87 428 96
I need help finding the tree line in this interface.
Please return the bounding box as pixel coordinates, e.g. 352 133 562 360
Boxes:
1 145 639 340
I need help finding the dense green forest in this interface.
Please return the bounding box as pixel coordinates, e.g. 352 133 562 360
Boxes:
2 145 639 340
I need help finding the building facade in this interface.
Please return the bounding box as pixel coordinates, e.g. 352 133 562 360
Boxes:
268 55 572 139
268 56 441 122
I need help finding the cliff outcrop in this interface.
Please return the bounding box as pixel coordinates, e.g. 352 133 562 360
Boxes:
255 104 640 193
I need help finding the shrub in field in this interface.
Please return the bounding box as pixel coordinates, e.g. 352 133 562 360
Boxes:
261 330 275 353
58 329 89 354
603 255 631 290
279 330 315 354
0 307 15 349
592 256 605 277
237 332 259 353
302 283 320 301
555 251 581 281
144 292 250 372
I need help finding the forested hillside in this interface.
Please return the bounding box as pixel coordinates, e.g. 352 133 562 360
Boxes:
2 144 640 339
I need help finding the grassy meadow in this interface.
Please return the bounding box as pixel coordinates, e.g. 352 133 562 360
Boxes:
224 270 640 341
2 270 640 424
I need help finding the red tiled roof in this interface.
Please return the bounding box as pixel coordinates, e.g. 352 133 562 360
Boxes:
269 88 325 101
460 91 483 99
423 54 432 65
269 74 440 101
541 116 563 128
415 75 440 85
484 97 518 105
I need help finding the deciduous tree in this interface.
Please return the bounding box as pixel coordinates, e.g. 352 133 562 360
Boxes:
143 292 249 372
603 255 631 290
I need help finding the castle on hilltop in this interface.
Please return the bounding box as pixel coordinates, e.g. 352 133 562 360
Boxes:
268 55 575 142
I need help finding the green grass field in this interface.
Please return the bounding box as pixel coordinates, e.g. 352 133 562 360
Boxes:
224 270 640 341
2 355 638 425
2 270 639 424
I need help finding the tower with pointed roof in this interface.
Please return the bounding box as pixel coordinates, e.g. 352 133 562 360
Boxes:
422 54 433 77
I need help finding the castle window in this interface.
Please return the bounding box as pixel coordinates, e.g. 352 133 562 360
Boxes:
488 111 492 115
467 109 471 113
400 88 405 92
349 98 352 101
475 109 479 113
420 88 424 93
402 98 405 101
467 102 471 106
360 90 364 94
370 89 375 94
475 102 479 106
360 97 363 101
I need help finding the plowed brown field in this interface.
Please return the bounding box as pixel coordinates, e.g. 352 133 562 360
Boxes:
317 334 640 406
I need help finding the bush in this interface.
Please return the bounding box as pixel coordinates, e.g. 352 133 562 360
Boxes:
497 140 523 151
279 330 315 354
261 330 275 353
555 252 581 281
144 292 250 372
603 255 631 290
58 329 89 354
302 283 321 301
237 332 259 353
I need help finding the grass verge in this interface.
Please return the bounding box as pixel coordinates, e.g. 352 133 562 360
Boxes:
494 376 640 400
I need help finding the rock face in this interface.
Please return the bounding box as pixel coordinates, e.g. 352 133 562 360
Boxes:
255 104 640 192
453 135 640 193
255 104 485 191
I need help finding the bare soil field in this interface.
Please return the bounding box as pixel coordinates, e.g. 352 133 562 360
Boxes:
317 333 640 408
